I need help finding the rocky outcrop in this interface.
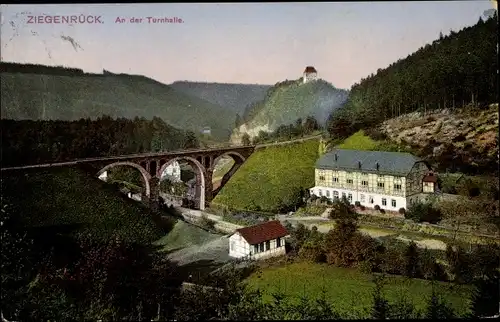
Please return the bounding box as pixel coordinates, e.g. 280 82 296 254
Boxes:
379 104 499 172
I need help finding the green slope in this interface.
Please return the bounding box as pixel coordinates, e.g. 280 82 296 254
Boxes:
236 79 348 137
212 140 319 212
1 167 164 245
0 71 236 140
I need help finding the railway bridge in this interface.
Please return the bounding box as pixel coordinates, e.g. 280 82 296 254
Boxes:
1 145 256 211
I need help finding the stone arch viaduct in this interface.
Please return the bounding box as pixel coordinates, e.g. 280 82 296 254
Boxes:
1 146 255 211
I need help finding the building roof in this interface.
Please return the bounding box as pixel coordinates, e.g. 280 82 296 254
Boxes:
423 173 438 183
235 220 289 245
316 149 423 176
304 66 317 74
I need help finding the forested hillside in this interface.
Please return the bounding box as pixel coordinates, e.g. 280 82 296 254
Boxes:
0 63 236 140
170 81 271 115
232 79 348 142
327 13 498 137
0 116 199 167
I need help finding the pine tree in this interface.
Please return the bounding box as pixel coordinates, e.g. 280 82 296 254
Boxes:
371 275 390 319
469 271 500 318
424 286 455 319
234 114 242 129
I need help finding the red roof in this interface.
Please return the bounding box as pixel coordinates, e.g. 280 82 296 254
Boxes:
423 173 437 183
304 66 317 74
235 220 289 245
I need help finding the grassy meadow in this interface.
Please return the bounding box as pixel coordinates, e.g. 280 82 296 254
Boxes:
212 140 319 212
246 262 472 318
336 129 410 152
2 167 164 245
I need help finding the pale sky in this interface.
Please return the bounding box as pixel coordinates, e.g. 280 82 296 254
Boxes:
0 2 496 89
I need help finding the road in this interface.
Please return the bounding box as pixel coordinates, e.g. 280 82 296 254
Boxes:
254 134 323 149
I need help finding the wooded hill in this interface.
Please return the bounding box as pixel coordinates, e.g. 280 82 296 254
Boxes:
0 63 236 140
232 79 348 142
327 13 498 136
0 117 199 167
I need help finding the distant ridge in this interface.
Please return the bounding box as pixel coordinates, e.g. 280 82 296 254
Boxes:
170 81 272 114
0 62 237 140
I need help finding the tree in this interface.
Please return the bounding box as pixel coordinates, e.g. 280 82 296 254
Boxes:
445 245 473 284
182 131 198 149
303 116 319 134
325 14 497 151
241 133 251 146
1 203 37 321
295 118 303 136
424 286 456 319
328 197 356 220
371 275 390 319
403 241 419 278
469 270 500 318
234 114 242 129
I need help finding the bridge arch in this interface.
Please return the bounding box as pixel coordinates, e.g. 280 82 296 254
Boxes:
157 156 206 209
96 161 152 196
212 151 246 170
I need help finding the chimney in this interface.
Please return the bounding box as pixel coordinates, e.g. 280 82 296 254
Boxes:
376 162 380 171
358 161 361 169
334 154 338 161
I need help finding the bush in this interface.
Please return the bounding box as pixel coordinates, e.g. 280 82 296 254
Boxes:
319 196 329 204
405 202 442 223
328 198 357 220
355 201 361 207
198 215 216 230
399 208 406 215
379 247 405 275
358 260 374 274
374 205 380 211
360 205 366 211
380 209 385 214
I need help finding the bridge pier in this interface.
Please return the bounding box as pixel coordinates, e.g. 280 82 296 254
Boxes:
204 169 213 205
149 177 160 212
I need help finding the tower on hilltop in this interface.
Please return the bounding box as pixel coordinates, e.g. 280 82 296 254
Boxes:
303 66 318 84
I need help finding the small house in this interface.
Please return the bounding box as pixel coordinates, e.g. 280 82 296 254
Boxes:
161 160 181 182
422 172 437 193
201 126 211 135
303 66 318 84
228 220 289 260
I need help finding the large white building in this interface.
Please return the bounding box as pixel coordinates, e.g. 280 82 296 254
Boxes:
228 220 289 260
309 149 437 211
161 160 181 182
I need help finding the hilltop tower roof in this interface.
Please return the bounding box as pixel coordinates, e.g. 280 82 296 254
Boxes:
304 66 317 74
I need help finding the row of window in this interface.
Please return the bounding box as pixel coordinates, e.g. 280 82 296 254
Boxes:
316 189 398 208
319 177 403 191
318 174 403 187
253 238 282 254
